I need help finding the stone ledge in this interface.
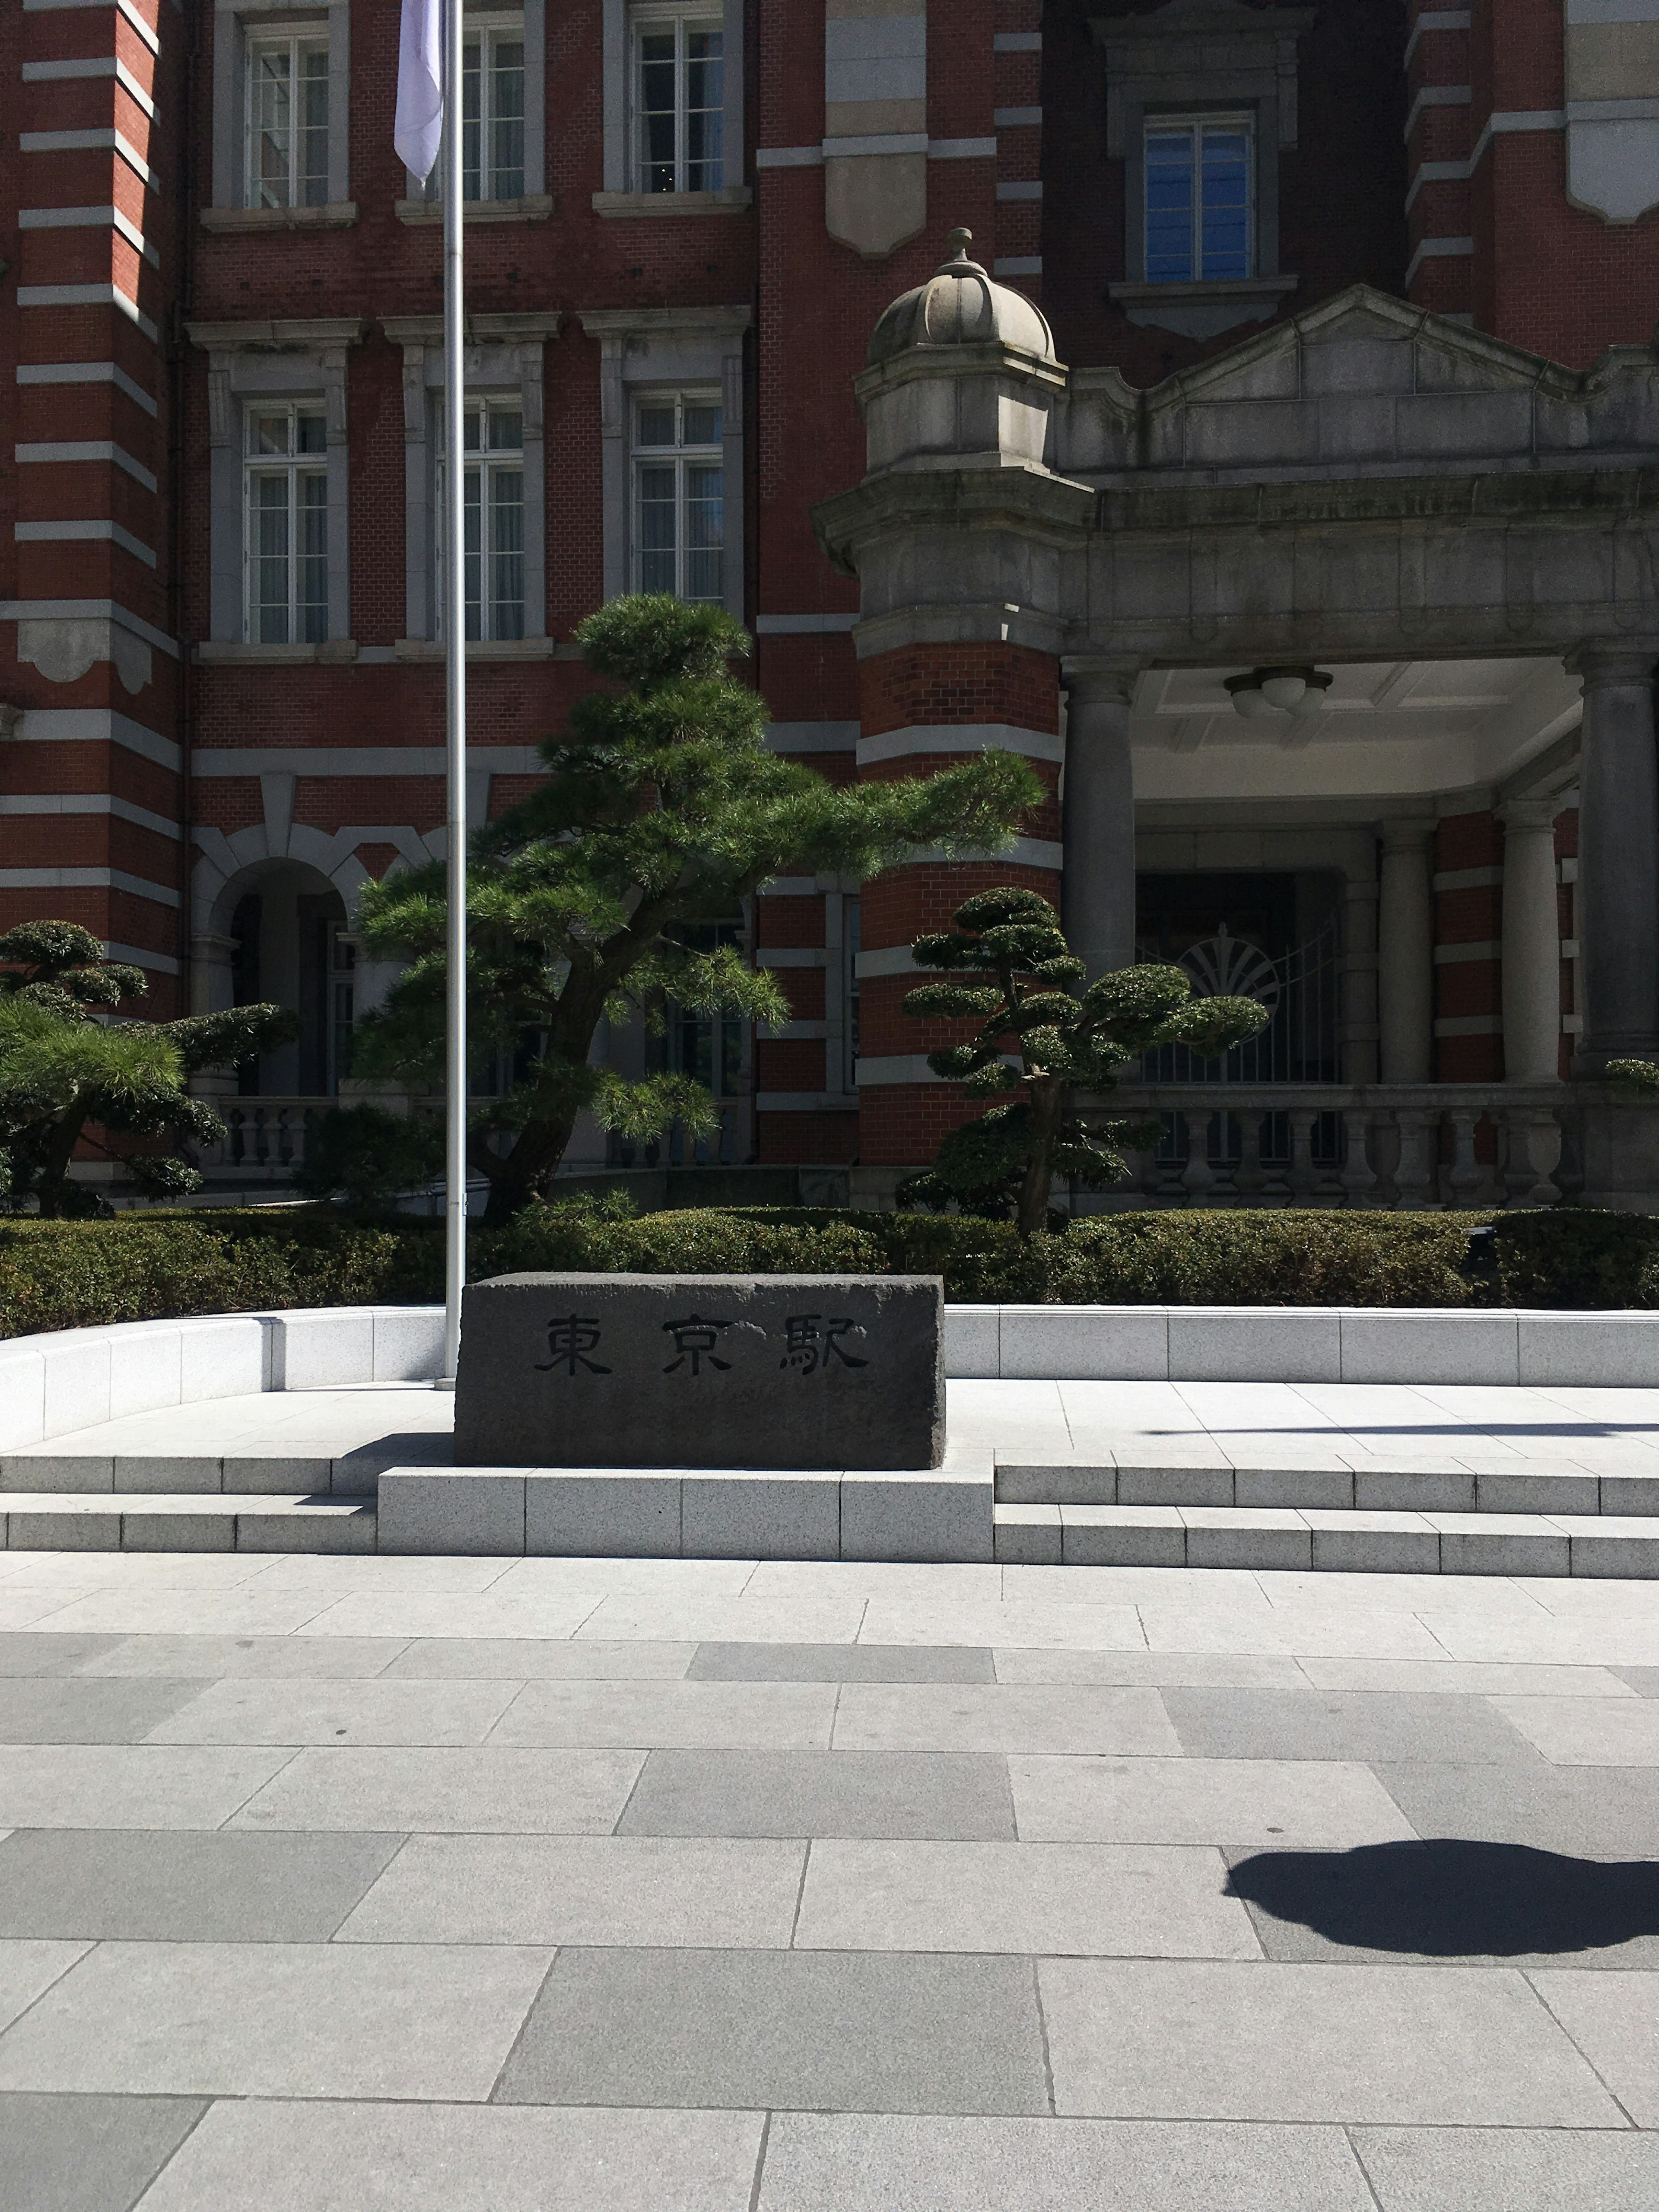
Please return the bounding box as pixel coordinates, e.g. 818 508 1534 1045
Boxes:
394 194 555 224
199 203 358 232
591 187 753 218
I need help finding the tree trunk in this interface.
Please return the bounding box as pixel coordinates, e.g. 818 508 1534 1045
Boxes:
32 1111 89 1218
1015 1080 1064 1238
477 1116 577 1223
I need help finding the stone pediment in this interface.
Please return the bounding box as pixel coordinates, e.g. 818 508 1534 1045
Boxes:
1060 284 1659 480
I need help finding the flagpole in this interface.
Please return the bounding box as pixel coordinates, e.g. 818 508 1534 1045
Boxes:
439 0 467 1386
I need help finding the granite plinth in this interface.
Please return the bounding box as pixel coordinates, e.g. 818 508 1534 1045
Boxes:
453 1274 945 1471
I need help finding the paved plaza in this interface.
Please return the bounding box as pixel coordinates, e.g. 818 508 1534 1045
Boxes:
0 1538 1658 2208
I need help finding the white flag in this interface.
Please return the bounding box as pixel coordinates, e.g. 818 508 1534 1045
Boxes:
395 0 444 183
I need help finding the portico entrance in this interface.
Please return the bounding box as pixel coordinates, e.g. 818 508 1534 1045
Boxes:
816 246 1659 1208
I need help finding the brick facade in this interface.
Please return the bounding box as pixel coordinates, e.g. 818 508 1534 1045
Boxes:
0 0 1639 1186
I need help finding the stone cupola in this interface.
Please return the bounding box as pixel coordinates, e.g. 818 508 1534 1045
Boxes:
852 228 1068 477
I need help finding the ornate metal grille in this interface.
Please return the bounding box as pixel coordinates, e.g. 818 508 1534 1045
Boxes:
1140 915 1342 1085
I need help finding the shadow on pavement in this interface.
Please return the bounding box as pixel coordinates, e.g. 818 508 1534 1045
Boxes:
1225 1838 1659 1957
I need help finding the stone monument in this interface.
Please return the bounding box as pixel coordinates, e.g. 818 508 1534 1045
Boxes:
452 1272 945 1470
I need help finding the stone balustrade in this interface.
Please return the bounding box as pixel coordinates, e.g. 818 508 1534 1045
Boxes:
1100 1083 1582 1211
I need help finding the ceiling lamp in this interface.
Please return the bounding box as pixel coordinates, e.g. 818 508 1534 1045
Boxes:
1224 666 1335 721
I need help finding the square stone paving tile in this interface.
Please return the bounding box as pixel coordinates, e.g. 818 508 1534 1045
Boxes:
832 1684 1182 1755
143 1677 522 1748
0 1676 207 1745
0 1634 121 1678
0 1745 291 1830
381 1638 696 1680
856 1601 1147 1653
618 1748 1016 1840
486 1679 839 1750
334 1834 805 1947
688 1642 997 1683
795 1838 1259 1960
493 1947 1049 2116
572 1597 868 1645
0 1940 551 2102
755 2113 1379 2212
1374 1759 1659 1861
0 2092 207 2212
0 1828 402 1943
1136 1609 1448 1660
1010 1755 1416 1850
227 1745 643 1835
1160 1688 1544 1765
1491 1696 1659 1766
16 1590 340 1638
0 1941 90 2035
71 1635 410 1679
1614 1667 1659 1697
1352 2124 1659 2212
132 2099 764 2212
1038 1958 1624 2124
1528 1968 1659 2124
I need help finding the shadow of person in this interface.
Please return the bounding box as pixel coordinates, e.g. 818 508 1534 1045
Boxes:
1225 1839 1659 1958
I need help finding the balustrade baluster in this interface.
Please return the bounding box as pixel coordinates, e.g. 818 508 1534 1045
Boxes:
1233 1109 1268 1205
1501 1106 1564 1208
1287 1108 1321 1205
1180 1109 1217 1203
1392 1108 1439 1210
1338 1108 1379 1208
1448 1110 1484 1211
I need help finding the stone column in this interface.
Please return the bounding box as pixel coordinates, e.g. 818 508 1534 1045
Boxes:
1498 798 1564 1084
1377 818 1436 1083
1061 668 1138 980
1572 646 1659 1068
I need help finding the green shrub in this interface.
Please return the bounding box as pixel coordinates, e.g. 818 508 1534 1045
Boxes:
1491 1209 1659 1309
6 1199 1659 1340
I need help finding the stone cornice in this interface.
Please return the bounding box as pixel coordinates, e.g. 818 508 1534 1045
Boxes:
813 462 1096 577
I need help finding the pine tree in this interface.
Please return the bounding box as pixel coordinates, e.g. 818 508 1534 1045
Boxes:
899 887 1269 1236
0 922 295 1216
348 596 1042 1220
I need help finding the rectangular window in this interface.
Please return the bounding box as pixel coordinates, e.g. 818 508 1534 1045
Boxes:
1144 118 1252 284
633 391 723 604
438 397 526 641
632 7 723 193
464 22 526 200
245 29 330 210
673 918 744 1098
244 404 328 644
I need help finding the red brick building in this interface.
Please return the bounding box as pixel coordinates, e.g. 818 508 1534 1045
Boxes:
5 0 1659 1206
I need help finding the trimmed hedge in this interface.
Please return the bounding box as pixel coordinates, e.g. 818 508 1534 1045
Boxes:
3 1203 1659 1339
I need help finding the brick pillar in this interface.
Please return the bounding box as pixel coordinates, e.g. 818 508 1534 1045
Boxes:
853 638 1063 1172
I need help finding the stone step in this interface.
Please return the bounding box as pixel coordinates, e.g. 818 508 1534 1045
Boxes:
0 1492 376 1555
994 1501 1659 1576
994 1456 1659 1517
376 1457 995 1562
0 1437 450 1497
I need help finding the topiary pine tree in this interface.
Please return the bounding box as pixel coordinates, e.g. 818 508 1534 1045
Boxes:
0 921 295 1216
348 595 1043 1221
897 887 1270 1237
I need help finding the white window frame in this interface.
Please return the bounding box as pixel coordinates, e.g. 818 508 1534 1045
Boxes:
629 3 725 194
421 12 528 203
1142 112 1255 286
601 0 743 199
631 388 725 604
210 2 351 215
243 25 331 210
436 393 528 642
242 400 330 645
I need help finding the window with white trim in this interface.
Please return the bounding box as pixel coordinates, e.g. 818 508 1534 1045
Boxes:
1144 117 1253 283
437 396 526 641
632 392 723 602
244 404 328 644
631 5 723 193
423 15 526 200
245 27 330 210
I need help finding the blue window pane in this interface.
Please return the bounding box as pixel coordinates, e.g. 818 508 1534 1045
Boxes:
1145 130 1195 283
1200 130 1250 280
